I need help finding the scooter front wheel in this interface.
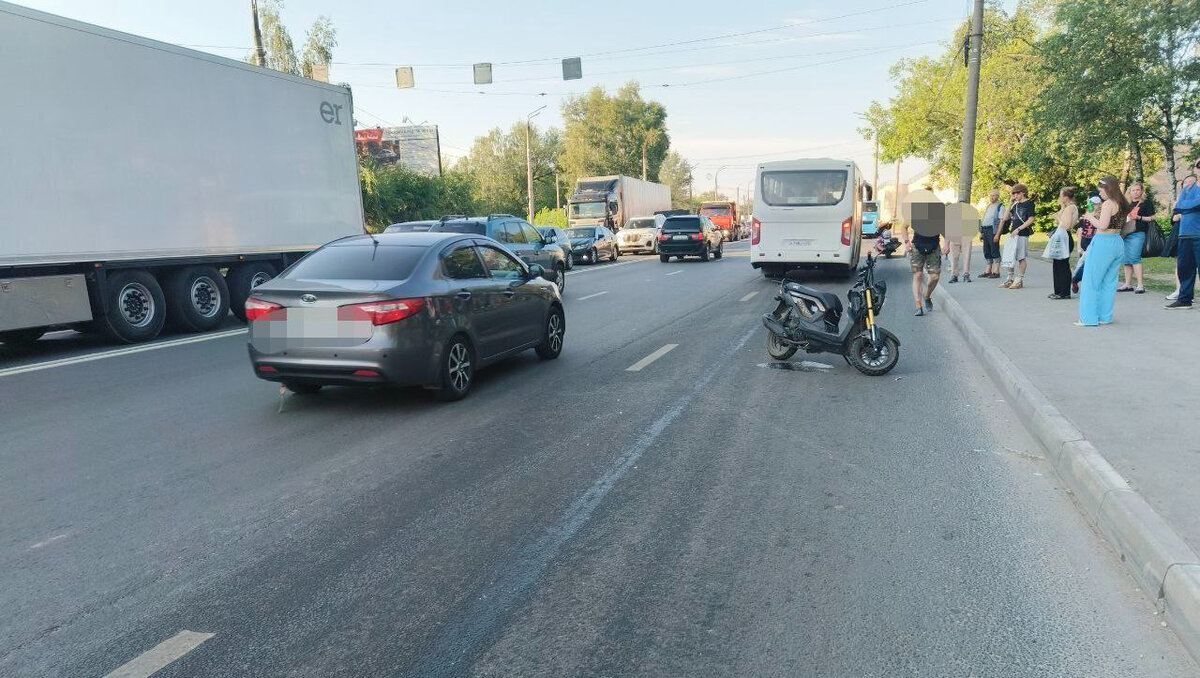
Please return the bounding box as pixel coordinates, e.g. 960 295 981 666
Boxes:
766 329 798 361
846 332 899 376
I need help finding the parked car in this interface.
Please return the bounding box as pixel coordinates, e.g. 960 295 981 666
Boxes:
566 226 619 264
537 226 575 270
618 216 661 254
383 220 438 233
246 232 565 401
657 215 724 262
431 215 567 291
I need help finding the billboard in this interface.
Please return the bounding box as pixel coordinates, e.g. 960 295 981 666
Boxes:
354 125 441 175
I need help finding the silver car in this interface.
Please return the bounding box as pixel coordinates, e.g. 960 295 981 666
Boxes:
246 232 565 401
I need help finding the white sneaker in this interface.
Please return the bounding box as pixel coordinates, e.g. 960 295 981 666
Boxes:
1166 290 1180 300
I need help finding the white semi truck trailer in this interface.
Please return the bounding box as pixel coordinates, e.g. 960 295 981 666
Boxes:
0 2 363 346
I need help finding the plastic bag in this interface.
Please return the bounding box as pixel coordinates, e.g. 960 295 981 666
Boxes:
1001 235 1019 268
1144 223 1166 257
1042 228 1070 260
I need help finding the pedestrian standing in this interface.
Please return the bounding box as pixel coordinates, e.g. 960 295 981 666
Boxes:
1166 174 1199 302
1048 187 1078 299
1071 192 1100 294
1119 182 1155 294
1077 176 1130 326
946 214 974 284
1165 169 1200 310
978 189 1005 279
999 184 1036 289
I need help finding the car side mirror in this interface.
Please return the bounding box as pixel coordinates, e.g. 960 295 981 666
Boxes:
527 263 545 280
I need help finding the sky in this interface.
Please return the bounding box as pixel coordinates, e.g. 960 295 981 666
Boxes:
17 0 983 195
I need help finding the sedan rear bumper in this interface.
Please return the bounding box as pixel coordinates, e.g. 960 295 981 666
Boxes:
247 331 440 388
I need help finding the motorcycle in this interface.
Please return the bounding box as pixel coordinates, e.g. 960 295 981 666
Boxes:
874 230 901 258
761 255 901 376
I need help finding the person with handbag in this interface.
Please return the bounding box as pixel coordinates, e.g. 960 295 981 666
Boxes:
1119 183 1155 294
1047 187 1078 299
998 184 1035 289
1077 176 1130 326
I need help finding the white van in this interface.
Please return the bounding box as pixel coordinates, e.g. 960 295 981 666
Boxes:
751 158 867 277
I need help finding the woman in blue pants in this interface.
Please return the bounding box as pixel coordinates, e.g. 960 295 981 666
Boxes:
1077 176 1129 326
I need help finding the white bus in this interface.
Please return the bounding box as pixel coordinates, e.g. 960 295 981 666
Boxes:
750 158 869 278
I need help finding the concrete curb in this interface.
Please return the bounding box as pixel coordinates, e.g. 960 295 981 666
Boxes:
933 285 1200 663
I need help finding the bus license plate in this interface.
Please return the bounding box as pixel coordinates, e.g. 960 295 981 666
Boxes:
786 239 813 247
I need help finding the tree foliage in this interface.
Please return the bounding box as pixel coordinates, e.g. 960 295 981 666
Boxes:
455 123 563 217
561 83 670 186
533 206 568 228
359 163 478 232
250 0 337 79
658 152 695 208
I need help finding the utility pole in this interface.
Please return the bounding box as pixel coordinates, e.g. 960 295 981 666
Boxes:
894 159 902 223
958 0 985 204
873 136 880 199
525 105 546 223
249 0 267 68
641 138 648 181
554 171 561 209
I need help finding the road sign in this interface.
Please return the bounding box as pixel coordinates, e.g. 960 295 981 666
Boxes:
473 63 492 85
395 67 414 89
562 57 582 81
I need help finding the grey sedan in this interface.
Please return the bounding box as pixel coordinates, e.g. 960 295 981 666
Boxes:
246 232 565 401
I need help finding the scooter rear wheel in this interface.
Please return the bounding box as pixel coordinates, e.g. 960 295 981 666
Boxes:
766 329 798 361
846 333 899 376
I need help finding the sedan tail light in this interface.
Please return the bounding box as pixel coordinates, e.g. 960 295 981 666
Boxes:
841 218 853 246
245 297 285 322
658 233 669 242
691 232 704 241
752 218 762 245
338 298 426 325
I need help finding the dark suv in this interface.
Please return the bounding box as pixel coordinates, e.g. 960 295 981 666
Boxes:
657 215 724 262
432 215 568 291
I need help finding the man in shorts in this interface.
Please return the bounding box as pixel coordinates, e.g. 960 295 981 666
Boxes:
901 187 944 316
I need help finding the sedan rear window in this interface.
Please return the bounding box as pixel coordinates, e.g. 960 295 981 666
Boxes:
760 170 848 207
662 217 701 232
626 219 656 230
283 243 425 281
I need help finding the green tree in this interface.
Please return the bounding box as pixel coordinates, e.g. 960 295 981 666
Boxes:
250 0 337 80
862 5 1047 200
359 162 478 231
658 151 695 208
456 122 562 216
560 82 670 186
533 206 568 228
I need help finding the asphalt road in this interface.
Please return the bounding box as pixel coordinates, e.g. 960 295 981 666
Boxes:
2 241 1197 677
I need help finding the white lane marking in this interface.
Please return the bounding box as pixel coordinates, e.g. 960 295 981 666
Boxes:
665 270 683 277
577 291 609 301
0 328 248 379
626 344 678 372
565 260 641 276
739 291 759 302
101 630 214 678
30 533 70 550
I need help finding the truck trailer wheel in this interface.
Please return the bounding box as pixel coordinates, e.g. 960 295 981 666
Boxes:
228 262 278 322
165 266 230 332
98 270 166 343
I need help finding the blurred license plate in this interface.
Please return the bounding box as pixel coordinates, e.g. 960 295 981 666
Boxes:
672 235 689 240
786 239 814 246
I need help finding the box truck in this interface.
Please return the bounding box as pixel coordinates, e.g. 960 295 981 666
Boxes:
567 176 671 232
0 2 363 347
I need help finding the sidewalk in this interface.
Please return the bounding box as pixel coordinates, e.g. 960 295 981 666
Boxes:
937 249 1198 549
933 247 1200 660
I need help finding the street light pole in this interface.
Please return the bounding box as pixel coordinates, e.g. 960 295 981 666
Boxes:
958 0 985 203
249 0 267 68
713 165 728 198
525 105 547 224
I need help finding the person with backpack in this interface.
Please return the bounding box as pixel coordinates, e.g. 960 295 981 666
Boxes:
1119 182 1155 294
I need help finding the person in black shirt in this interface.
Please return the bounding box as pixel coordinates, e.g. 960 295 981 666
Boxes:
901 188 944 316
1119 182 1155 294
999 183 1036 289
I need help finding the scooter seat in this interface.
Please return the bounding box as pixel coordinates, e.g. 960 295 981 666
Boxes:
783 281 842 314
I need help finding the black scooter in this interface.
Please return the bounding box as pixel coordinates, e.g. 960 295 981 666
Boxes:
761 255 901 376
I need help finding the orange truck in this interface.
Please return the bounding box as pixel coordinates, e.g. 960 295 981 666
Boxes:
698 201 740 241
